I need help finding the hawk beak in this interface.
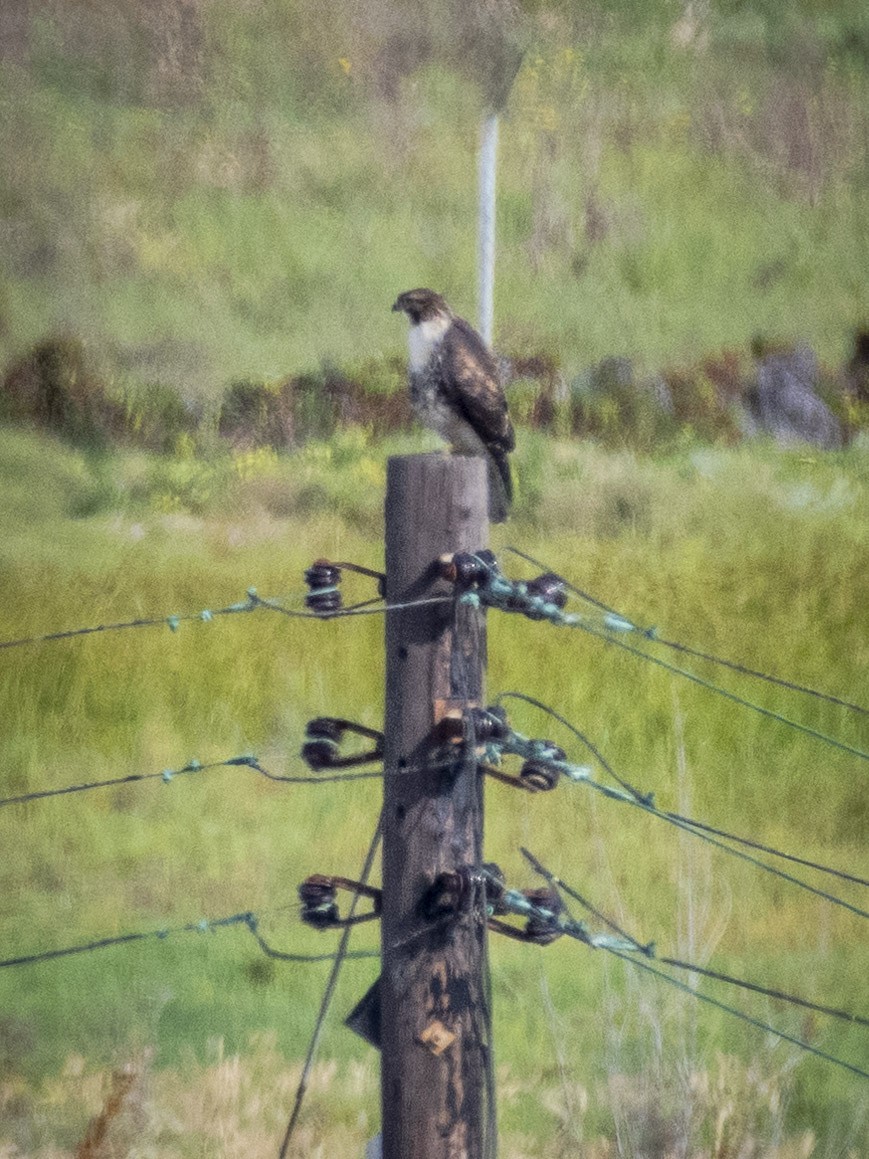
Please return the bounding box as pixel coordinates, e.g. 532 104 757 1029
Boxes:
391 299 402 313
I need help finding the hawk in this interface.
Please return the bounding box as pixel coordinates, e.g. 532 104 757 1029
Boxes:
392 288 514 522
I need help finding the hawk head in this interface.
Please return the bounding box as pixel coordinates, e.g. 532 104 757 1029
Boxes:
392 288 451 325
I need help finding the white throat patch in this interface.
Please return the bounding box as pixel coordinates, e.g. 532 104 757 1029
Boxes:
408 315 451 373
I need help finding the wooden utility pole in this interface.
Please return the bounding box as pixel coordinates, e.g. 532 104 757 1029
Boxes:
380 454 492 1159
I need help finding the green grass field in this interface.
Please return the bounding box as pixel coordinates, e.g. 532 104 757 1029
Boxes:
0 426 867 1155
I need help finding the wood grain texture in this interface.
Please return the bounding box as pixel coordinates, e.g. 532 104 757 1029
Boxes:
381 453 491 1159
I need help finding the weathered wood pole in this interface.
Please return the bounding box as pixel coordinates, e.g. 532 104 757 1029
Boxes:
381 453 492 1159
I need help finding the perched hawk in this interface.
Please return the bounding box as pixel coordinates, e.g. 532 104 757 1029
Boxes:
392 288 514 522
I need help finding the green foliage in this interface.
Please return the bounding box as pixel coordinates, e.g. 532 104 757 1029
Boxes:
1 0 866 391
0 427 867 1152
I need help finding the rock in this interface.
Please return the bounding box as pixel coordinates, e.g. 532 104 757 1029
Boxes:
746 344 842 449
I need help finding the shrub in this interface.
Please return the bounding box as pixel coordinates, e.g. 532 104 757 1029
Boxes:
0 335 125 450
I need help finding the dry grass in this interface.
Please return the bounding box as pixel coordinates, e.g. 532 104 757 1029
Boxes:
2 1034 865 1158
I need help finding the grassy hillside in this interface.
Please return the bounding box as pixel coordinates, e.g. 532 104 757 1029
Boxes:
0 427 867 1154
0 0 867 401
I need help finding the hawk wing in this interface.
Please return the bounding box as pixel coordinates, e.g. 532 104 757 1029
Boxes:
439 318 515 454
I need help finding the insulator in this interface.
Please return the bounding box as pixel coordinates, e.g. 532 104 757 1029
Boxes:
524 887 563 945
519 759 561 792
300 738 340 771
299 876 340 929
306 717 345 743
304 560 342 613
445 549 498 590
525 572 568 610
467 705 509 743
421 871 467 920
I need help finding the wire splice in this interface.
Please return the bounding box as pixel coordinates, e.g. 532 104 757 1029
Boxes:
457 704 590 792
440 551 575 625
480 867 643 950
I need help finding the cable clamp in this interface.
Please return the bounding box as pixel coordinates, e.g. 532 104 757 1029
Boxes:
439 551 570 624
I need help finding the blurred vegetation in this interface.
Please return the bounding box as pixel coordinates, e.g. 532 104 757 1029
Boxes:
0 0 866 399
0 424 867 1152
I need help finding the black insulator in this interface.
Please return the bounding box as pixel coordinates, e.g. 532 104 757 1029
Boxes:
519 759 561 792
299 877 340 929
524 887 563 945
304 560 342 612
449 549 498 590
525 573 568 610
468 705 509 743
306 717 345 743
301 739 340 771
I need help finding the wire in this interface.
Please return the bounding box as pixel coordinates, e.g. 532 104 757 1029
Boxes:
278 812 383 1158
0 908 379 971
0 592 266 650
255 592 454 620
665 812 869 889
575 620 869 763
498 692 869 920
521 850 869 1081
497 690 649 800
505 546 869 717
0 755 383 809
521 849 869 1029
609 947 869 1081
0 590 456 652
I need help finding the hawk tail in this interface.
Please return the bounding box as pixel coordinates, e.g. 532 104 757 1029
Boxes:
487 448 512 524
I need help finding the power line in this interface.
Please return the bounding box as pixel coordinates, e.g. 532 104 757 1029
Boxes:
278 812 383 1158
665 812 869 889
0 754 383 809
496 692 869 920
0 908 379 971
0 589 455 653
464 550 869 762
521 850 869 1029
0 590 266 650
610 948 869 1081
520 850 869 1082
574 620 869 763
505 546 869 717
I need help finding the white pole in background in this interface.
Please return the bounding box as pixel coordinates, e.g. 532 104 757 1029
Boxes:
478 111 499 348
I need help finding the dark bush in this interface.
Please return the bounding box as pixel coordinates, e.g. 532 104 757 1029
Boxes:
218 358 412 450
123 380 202 452
0 335 125 449
218 379 295 449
